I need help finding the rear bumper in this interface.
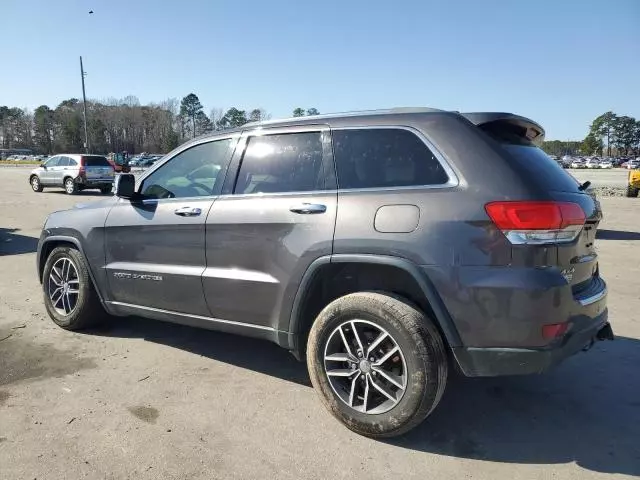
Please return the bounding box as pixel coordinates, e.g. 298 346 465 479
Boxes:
453 310 612 376
76 178 113 187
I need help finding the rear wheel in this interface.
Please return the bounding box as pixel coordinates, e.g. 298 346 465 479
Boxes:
42 246 106 330
30 175 43 192
64 177 77 195
626 185 639 198
307 292 448 438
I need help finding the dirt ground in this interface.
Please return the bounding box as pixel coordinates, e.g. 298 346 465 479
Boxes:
1 167 639 480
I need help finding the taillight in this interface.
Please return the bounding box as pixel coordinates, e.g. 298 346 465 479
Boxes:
485 201 585 245
78 165 86 177
542 322 570 340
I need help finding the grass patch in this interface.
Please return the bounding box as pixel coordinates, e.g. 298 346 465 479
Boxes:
0 161 41 165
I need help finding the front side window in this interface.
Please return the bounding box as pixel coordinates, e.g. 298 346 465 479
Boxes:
44 156 60 167
234 131 325 194
140 139 234 199
332 128 449 189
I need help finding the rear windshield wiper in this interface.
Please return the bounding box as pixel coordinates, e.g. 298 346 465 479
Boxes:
578 180 591 191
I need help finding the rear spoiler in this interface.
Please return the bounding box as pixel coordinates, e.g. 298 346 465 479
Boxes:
461 112 545 145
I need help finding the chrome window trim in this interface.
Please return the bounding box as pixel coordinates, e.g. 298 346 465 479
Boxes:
330 124 460 190
219 189 336 200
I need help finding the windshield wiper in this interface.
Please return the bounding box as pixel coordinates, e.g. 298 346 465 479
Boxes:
578 180 591 191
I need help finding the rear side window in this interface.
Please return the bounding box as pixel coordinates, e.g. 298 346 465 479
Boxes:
480 122 581 193
58 157 71 167
332 128 449 189
82 156 110 167
234 132 325 194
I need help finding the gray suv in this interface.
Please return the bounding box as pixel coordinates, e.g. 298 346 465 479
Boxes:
36 108 612 437
29 154 115 194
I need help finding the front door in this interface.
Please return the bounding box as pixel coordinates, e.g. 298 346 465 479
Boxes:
104 136 238 315
203 126 337 329
40 156 60 185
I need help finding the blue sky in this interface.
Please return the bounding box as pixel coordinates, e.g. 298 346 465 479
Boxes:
2 0 639 140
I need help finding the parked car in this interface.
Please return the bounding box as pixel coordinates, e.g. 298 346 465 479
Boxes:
29 154 115 194
627 169 640 197
599 160 613 169
585 158 601 169
626 160 640 169
570 159 585 168
35 108 612 438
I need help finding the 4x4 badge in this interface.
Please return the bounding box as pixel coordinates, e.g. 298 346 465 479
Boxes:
561 267 575 282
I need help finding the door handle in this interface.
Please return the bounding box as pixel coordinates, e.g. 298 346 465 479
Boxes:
289 203 327 214
174 206 202 217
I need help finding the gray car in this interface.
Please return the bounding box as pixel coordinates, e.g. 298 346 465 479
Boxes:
29 154 115 194
36 108 612 437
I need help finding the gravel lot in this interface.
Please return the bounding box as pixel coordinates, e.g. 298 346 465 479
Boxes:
1 167 639 480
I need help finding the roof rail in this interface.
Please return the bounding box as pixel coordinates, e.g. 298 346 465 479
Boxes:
244 106 446 127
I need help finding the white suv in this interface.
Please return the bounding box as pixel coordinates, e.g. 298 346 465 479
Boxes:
29 154 115 194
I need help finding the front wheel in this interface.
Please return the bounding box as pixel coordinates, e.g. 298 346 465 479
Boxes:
64 178 77 195
30 175 43 192
42 246 106 329
307 292 448 438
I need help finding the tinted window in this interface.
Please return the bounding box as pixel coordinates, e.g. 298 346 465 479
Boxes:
83 156 111 167
332 129 449 189
500 145 581 192
58 157 71 167
141 139 233 199
234 132 324 194
480 123 581 193
68 157 78 166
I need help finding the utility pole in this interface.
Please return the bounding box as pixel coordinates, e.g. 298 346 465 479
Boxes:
80 56 89 153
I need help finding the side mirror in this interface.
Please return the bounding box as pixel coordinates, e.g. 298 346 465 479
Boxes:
115 174 136 198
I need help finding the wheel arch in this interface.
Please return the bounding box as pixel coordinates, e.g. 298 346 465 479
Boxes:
282 254 462 359
38 236 106 304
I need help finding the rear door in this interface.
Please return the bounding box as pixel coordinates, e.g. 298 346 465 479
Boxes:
203 125 337 329
51 156 70 185
104 137 237 315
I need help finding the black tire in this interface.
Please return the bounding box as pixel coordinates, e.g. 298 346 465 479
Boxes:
42 246 106 330
64 177 77 195
307 292 448 438
30 175 44 192
626 185 639 198
100 185 113 195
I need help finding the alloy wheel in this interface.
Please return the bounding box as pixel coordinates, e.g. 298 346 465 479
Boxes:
31 177 40 190
48 257 80 316
65 179 74 194
323 319 407 414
